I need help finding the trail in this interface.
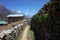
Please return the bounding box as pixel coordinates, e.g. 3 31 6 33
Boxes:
20 25 29 40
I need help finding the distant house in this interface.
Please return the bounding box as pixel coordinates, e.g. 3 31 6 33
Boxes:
7 14 25 25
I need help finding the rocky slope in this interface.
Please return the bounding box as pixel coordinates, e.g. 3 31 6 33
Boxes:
0 4 13 21
31 0 60 40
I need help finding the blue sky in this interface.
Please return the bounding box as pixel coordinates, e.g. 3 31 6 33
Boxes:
0 0 49 17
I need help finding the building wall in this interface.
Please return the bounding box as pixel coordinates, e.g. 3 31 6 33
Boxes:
8 17 24 26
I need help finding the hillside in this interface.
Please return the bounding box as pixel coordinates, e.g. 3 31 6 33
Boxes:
0 4 13 21
31 0 60 40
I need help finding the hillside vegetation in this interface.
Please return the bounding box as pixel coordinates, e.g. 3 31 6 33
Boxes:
31 0 60 40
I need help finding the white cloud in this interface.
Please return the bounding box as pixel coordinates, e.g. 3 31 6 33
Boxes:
12 9 22 13
32 9 36 13
12 9 36 17
33 9 35 12
24 9 36 16
24 12 28 15
17 10 22 13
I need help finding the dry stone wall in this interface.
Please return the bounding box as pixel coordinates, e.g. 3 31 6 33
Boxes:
0 22 27 40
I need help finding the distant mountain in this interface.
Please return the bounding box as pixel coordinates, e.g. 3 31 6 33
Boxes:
0 4 13 21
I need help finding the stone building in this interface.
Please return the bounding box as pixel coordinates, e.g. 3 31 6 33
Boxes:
7 14 25 26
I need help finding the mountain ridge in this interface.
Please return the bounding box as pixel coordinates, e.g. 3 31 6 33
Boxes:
0 4 13 21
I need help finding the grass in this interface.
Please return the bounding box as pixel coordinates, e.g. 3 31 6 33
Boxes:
27 27 35 40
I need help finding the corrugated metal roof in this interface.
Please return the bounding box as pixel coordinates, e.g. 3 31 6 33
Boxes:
0 20 8 24
7 14 24 17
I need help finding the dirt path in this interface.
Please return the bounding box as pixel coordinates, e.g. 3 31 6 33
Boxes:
20 25 29 40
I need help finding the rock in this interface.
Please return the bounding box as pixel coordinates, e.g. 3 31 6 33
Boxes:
0 23 26 40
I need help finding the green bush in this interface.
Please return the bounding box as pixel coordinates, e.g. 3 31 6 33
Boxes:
34 13 48 23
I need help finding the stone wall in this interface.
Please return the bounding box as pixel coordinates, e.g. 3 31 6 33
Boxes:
31 0 60 40
0 22 27 40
